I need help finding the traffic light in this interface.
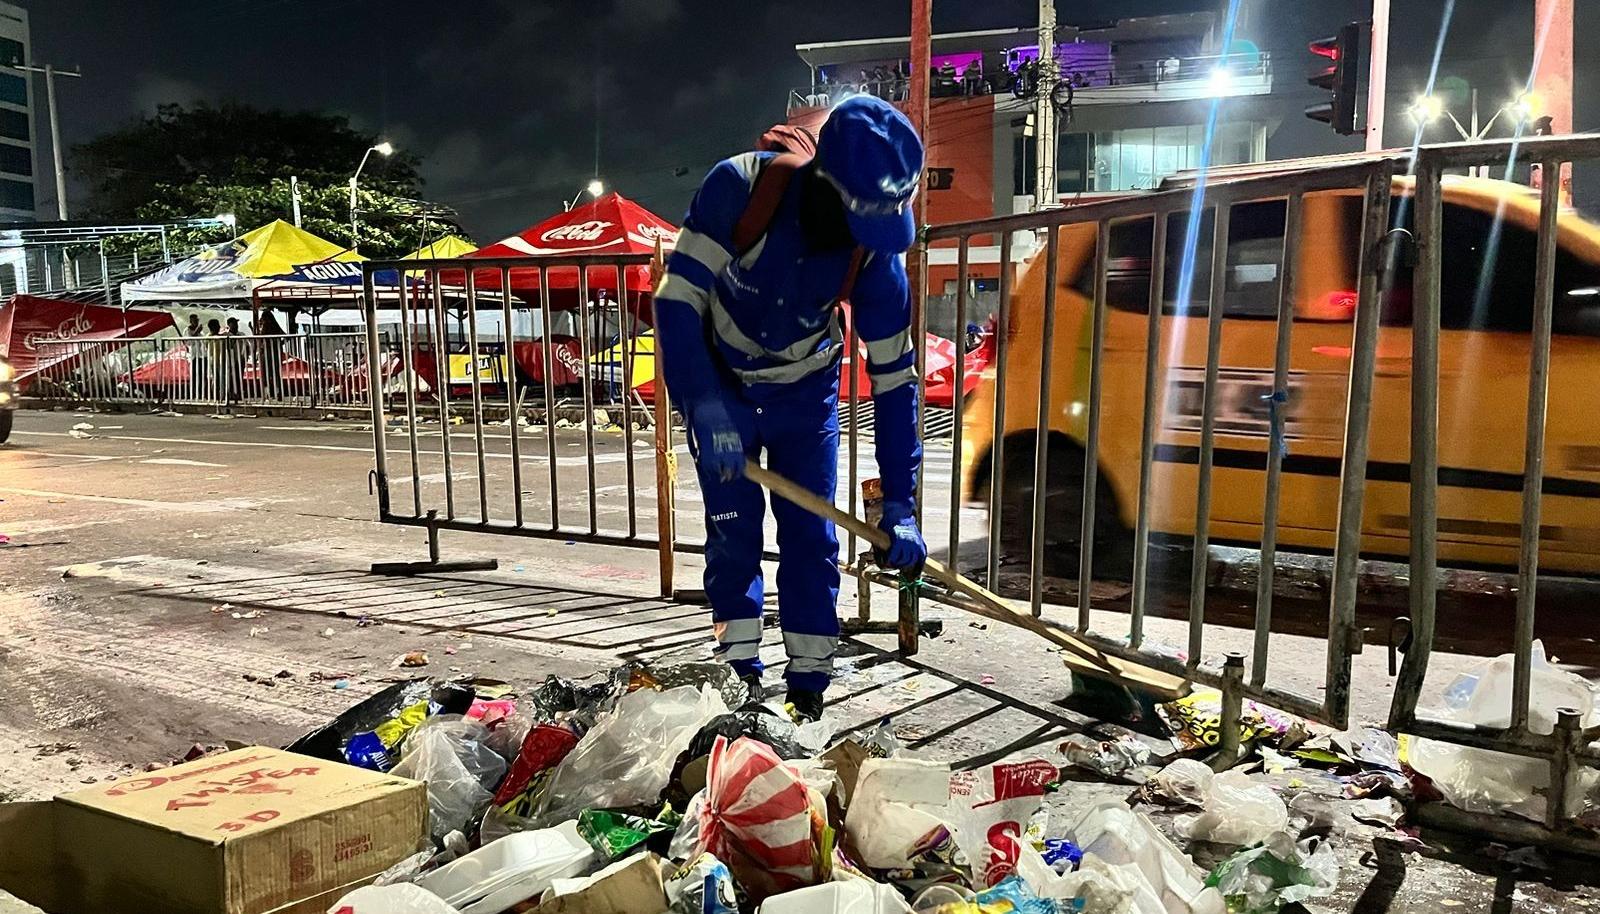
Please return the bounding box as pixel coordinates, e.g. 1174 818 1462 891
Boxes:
1305 21 1363 135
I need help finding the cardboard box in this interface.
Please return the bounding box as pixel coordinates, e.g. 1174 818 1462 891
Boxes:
536 853 667 914
0 747 426 914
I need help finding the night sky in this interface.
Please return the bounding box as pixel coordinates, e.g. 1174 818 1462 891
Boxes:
24 0 1573 240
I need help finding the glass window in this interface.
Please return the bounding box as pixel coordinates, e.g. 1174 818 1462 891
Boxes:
0 38 23 68
1380 200 1600 337
0 108 27 142
0 177 33 211
0 73 24 107
1159 200 1287 318
0 142 30 176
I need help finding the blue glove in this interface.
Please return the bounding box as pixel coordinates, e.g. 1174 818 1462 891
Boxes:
876 500 927 575
687 396 745 483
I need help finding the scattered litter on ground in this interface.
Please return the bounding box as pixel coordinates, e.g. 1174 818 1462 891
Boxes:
1060 733 1151 781
3 655 1527 914
67 422 96 439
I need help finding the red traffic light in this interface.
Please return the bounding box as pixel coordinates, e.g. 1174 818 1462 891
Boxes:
1308 36 1341 59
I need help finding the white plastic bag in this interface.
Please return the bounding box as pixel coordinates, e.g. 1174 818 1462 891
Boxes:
392 716 509 843
1179 771 1287 847
1013 840 1137 914
535 685 728 825
844 757 953 870
1068 800 1226 914
1409 640 1600 820
944 759 1057 888
1151 758 1213 806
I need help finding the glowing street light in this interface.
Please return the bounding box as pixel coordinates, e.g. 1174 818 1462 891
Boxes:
1509 91 1540 124
1408 94 1444 123
349 141 396 249
566 179 605 211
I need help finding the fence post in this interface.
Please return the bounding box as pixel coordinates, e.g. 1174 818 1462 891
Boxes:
650 243 676 599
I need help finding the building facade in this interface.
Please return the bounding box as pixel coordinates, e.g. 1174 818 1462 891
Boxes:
0 2 32 221
786 13 1274 328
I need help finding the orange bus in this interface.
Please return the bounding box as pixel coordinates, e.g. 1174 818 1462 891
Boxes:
961 176 1600 577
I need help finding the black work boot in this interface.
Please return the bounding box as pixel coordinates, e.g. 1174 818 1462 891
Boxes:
740 672 766 704
786 688 826 723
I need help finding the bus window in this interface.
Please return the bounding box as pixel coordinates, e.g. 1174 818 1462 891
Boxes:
1161 200 1288 319
1086 216 1155 314
1381 202 1600 335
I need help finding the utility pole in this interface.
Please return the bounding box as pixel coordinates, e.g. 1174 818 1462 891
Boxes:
11 63 82 220
1533 0 1573 194
1034 0 1058 208
904 0 932 655
1366 0 1389 151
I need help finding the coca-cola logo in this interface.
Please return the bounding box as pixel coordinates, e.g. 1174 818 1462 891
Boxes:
636 224 676 242
21 313 91 350
541 220 613 243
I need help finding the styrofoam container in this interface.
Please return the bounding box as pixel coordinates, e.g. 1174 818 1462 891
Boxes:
417 820 596 914
327 883 462 913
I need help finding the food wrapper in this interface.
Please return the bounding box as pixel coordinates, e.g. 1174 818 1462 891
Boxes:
665 852 739 914
578 808 680 859
494 723 581 816
1156 689 1308 753
373 700 430 748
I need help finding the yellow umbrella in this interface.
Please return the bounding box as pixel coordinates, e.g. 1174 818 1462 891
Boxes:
400 236 477 259
231 219 360 277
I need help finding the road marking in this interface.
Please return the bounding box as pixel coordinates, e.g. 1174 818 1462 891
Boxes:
0 486 265 513
32 452 127 462
142 457 229 468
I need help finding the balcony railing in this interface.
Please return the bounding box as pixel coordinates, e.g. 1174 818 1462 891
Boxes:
788 51 1272 113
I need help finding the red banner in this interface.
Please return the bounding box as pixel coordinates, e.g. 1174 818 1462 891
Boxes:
0 294 174 387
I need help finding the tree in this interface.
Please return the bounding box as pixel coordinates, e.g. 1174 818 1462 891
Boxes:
72 103 465 258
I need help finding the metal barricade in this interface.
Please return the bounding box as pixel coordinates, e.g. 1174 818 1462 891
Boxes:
1387 134 1600 846
20 332 374 413
896 158 1393 733
361 254 668 576
903 133 1600 846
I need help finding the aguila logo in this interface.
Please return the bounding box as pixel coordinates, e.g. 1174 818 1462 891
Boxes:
21 313 92 350
541 220 613 243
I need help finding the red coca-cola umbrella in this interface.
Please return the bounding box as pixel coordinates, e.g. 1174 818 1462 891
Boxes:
464 192 677 317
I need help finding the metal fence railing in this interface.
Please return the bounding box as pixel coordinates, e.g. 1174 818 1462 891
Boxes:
356 137 1600 850
20 332 374 411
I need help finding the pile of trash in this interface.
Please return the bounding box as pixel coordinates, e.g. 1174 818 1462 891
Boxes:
288 659 1369 914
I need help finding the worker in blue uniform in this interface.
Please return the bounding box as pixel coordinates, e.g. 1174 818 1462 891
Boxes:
654 95 928 721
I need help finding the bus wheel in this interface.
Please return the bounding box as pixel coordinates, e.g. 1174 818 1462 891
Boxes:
997 432 1132 581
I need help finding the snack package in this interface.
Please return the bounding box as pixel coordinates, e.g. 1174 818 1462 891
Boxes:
493 723 581 817
1156 690 1307 753
374 700 431 747
578 808 679 859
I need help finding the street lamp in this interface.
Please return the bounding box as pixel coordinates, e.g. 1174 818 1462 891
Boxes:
349 141 395 249
565 179 604 211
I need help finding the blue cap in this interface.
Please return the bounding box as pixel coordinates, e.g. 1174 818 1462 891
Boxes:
816 95 924 253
